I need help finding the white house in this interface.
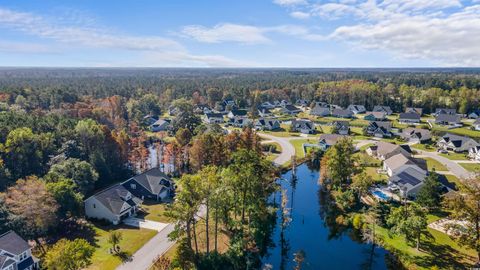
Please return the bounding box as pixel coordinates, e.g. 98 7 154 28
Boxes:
437 133 480 153
468 146 480 161
85 184 142 225
0 231 39 270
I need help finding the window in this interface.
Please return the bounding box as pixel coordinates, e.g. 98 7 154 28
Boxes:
93 204 96 208
130 183 136 189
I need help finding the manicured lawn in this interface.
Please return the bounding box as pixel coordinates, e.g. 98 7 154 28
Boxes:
262 129 301 137
411 143 436 152
448 127 480 138
318 125 332 134
291 138 317 157
438 152 469 161
141 202 174 223
350 127 363 135
87 224 157 270
354 152 381 167
362 166 387 183
459 163 480 172
422 157 448 171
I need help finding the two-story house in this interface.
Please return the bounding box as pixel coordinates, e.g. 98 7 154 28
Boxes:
0 231 39 270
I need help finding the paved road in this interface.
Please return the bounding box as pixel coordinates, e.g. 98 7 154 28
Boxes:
258 133 296 165
415 150 473 179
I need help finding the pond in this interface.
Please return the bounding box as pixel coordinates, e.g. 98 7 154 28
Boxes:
262 163 391 270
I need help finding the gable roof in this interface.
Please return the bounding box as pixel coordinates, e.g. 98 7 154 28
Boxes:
283 104 301 112
406 107 423 115
401 128 431 141
373 141 410 157
441 133 479 149
0 255 16 269
331 108 353 117
127 168 172 195
364 111 386 119
435 108 456 115
389 166 427 191
399 112 421 120
318 134 346 145
229 109 248 117
310 105 330 115
291 119 314 130
384 153 416 172
347 104 366 112
205 113 224 119
0 231 30 255
89 184 136 215
435 114 461 124
256 118 279 127
474 118 480 125
333 121 349 128
373 106 393 114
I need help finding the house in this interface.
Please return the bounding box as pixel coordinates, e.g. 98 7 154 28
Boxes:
143 115 159 126
0 231 39 270
85 184 142 225
401 128 432 143
373 106 393 115
364 111 387 121
194 104 212 115
281 104 301 115
296 99 309 107
347 104 366 114
468 146 480 161
389 166 427 198
310 104 330 117
260 101 276 109
434 108 456 116
227 109 248 119
280 100 292 107
122 168 174 202
168 105 178 116
383 153 421 176
223 98 236 109
318 134 346 151
473 119 480 131
437 133 480 152
366 141 411 160
435 114 461 126
228 117 251 128
332 121 350 135
291 119 315 134
406 107 423 115
365 121 392 138
331 108 353 119
150 119 171 132
398 112 421 124
468 110 480 119
255 118 281 131
257 107 272 117
204 113 224 124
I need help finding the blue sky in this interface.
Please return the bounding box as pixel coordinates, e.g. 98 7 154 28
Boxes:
0 0 479 67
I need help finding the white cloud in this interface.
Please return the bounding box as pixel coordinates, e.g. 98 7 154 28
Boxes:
290 11 311 19
0 41 55 53
181 23 270 44
273 0 307 6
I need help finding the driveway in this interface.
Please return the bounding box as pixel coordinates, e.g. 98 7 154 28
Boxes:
415 150 473 179
123 217 169 232
258 133 296 165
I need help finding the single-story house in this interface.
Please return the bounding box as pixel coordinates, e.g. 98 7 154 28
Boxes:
291 119 315 134
228 117 251 128
347 104 366 114
310 105 330 117
0 231 39 270
373 106 393 115
468 146 480 161
331 108 353 119
318 134 347 151
367 141 411 161
227 109 248 119
389 166 427 198
468 109 480 119
383 153 420 176
332 121 350 135
257 107 272 117
405 107 423 115
434 108 456 116
401 128 432 144
122 168 174 202
204 113 224 124
150 119 171 132
84 184 142 225
255 118 281 131
398 112 421 124
437 133 480 152
365 121 392 138
281 104 301 115
435 114 462 126
364 111 387 121
473 118 480 131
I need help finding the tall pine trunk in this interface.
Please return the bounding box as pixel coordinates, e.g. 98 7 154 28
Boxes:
205 199 210 254
214 209 219 252
192 219 199 255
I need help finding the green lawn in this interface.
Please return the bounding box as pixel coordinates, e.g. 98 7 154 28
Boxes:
459 163 480 172
362 166 388 183
438 152 469 161
411 143 436 152
422 157 448 171
354 152 381 167
290 138 317 157
87 225 157 270
140 202 174 223
432 125 480 138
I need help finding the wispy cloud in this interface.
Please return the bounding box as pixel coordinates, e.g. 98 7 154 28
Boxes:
273 0 307 6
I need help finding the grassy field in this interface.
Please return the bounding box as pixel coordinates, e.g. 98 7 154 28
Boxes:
362 166 388 183
438 152 469 161
459 163 480 172
354 152 382 167
411 144 436 152
290 138 317 157
87 225 157 270
140 202 174 223
422 157 448 171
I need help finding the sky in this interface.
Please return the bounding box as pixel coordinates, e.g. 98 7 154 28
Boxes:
0 0 479 67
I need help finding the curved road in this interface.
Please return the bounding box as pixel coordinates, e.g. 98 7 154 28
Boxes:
415 150 473 179
258 133 296 165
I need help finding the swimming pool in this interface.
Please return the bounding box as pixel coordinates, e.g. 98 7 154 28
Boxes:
372 190 390 201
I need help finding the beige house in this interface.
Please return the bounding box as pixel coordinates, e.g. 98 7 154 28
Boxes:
84 184 142 225
367 141 411 161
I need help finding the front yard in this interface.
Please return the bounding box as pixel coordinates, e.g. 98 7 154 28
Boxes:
290 138 317 157
422 157 448 171
459 163 480 172
140 202 174 223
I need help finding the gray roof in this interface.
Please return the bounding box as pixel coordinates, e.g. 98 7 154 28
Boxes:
373 106 393 114
332 108 353 117
205 113 224 119
365 111 386 119
229 109 248 117
389 166 427 191
441 133 479 149
435 114 461 124
0 231 30 255
310 105 330 116
319 134 346 145
90 184 135 215
384 153 416 172
347 104 366 112
129 168 172 195
332 121 349 128
292 119 314 130
372 141 410 157
283 104 301 112
435 108 456 115
399 112 420 120
401 128 431 141
0 255 16 269
474 118 480 125
406 107 423 115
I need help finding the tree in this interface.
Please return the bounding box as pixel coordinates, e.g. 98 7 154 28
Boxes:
207 88 223 107
175 128 192 147
46 178 83 218
171 99 201 133
46 158 99 195
75 119 105 156
2 176 58 250
352 170 374 198
44 238 95 270
446 178 480 262
323 137 357 189
416 172 442 210
108 231 123 254
387 203 428 250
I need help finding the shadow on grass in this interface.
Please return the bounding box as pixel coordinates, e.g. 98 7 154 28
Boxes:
114 251 133 263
